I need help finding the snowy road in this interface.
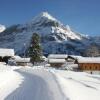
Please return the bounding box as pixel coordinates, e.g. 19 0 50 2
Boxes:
5 68 67 100
0 66 100 100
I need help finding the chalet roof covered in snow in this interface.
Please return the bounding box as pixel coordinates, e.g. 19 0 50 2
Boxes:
48 59 66 63
14 57 30 63
0 48 14 57
68 55 83 59
11 56 30 63
48 54 68 59
77 57 100 63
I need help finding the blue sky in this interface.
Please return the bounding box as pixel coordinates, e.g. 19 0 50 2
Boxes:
0 0 100 36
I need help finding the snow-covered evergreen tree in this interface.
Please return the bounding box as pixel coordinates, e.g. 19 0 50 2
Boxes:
28 33 42 64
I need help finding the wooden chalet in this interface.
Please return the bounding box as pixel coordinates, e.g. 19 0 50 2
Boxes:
48 54 100 71
75 57 100 71
48 54 67 67
48 58 66 68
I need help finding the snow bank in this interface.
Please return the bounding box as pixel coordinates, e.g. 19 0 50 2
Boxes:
0 64 24 100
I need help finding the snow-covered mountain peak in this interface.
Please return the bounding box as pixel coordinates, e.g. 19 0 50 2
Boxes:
25 12 88 41
40 12 57 21
31 12 58 24
0 24 6 33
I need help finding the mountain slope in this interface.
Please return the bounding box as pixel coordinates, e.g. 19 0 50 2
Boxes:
0 12 98 56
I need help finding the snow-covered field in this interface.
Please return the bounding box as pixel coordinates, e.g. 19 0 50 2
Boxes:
0 64 100 100
50 70 100 100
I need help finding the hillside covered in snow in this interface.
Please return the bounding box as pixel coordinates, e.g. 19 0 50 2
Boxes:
0 12 99 56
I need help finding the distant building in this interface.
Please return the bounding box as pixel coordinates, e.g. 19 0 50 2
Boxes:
15 58 30 66
48 58 66 68
48 54 67 67
0 48 14 63
12 56 30 66
75 57 100 71
48 54 100 71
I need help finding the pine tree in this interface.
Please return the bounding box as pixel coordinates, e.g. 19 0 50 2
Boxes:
28 33 42 64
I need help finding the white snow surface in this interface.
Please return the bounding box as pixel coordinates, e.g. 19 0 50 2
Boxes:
0 64 23 100
0 66 66 100
50 70 100 100
0 64 100 100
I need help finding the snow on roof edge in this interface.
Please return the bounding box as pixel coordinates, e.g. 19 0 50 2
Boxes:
0 48 14 57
